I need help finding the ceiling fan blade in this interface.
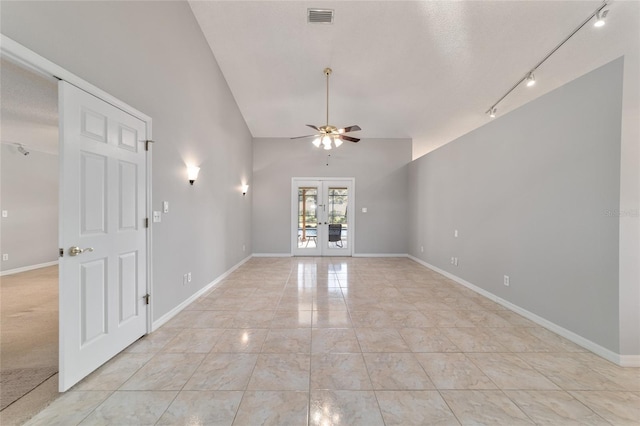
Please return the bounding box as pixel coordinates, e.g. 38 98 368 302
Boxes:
338 134 360 143
338 125 361 133
306 124 320 131
291 134 320 140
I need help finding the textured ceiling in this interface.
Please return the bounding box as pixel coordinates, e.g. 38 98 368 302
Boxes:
0 58 58 155
189 0 638 158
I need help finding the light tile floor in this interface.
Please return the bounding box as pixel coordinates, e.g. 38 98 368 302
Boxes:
25 257 640 425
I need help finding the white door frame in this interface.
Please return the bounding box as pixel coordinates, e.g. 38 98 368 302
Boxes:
291 177 355 256
0 35 154 333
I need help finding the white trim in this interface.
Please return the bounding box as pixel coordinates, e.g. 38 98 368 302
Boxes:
252 253 292 258
408 255 639 367
0 260 59 276
619 355 640 367
145 135 154 334
353 253 409 258
152 255 252 331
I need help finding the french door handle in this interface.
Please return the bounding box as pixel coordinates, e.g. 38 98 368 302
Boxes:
69 246 94 256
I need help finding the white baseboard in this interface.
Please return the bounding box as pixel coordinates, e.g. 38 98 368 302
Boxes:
619 355 640 367
152 255 252 331
253 253 410 258
353 253 409 258
0 260 59 276
252 253 292 257
408 255 639 367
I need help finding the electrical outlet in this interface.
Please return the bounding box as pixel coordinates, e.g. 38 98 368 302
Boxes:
504 275 510 286
454 257 458 266
183 273 187 285
187 272 192 282
153 211 162 223
2 254 8 261
450 257 455 264
420 246 424 253
454 229 458 238
243 244 246 252
1 210 8 218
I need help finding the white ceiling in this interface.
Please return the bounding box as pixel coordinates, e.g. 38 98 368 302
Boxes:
189 0 639 158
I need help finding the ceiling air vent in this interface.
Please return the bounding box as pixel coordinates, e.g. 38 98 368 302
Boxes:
308 8 334 24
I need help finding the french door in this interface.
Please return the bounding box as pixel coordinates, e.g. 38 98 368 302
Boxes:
291 178 354 256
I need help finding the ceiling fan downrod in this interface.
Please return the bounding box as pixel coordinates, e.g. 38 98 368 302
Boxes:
324 67 331 127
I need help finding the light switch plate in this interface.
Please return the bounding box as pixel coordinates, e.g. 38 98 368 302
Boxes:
1 210 7 218
362 208 367 213
163 201 169 213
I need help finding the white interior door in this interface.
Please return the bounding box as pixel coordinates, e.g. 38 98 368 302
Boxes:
292 178 354 256
58 81 148 391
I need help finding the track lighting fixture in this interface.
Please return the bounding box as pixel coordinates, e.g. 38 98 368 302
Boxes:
526 73 536 87
485 1 610 118
594 9 608 27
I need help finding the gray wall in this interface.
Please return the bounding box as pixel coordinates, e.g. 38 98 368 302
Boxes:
0 144 58 271
253 138 411 254
1 1 253 321
409 58 623 352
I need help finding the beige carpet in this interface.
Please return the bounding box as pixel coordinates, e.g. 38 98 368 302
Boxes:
0 265 59 413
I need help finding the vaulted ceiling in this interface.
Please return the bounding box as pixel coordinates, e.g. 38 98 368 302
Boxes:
189 1 638 158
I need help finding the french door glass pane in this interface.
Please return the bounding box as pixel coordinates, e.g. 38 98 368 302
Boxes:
297 187 318 249
326 187 348 249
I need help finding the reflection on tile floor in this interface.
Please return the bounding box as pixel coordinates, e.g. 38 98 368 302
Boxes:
25 257 640 425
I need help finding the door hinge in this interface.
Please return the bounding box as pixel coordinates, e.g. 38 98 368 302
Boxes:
144 218 149 228
144 140 155 151
59 248 64 257
144 294 150 305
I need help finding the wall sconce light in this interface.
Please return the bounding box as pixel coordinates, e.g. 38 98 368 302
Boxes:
242 184 249 196
187 165 200 185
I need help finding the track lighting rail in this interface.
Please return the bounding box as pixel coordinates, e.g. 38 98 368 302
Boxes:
486 1 609 117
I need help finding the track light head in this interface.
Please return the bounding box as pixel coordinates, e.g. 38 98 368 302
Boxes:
526 72 536 87
16 144 30 156
488 108 497 118
594 9 608 27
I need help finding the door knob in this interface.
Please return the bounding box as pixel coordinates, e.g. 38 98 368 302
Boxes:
69 246 94 256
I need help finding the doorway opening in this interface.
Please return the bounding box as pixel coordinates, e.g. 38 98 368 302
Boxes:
0 57 60 420
291 178 354 256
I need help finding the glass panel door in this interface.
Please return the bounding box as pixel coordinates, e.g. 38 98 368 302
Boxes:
292 180 322 256
325 186 349 254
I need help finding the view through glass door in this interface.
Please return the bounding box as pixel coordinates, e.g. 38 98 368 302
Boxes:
292 178 354 256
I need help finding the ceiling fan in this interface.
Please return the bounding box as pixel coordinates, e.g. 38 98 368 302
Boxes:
291 67 361 150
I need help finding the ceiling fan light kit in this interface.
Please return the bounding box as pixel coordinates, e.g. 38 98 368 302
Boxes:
291 67 361 150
